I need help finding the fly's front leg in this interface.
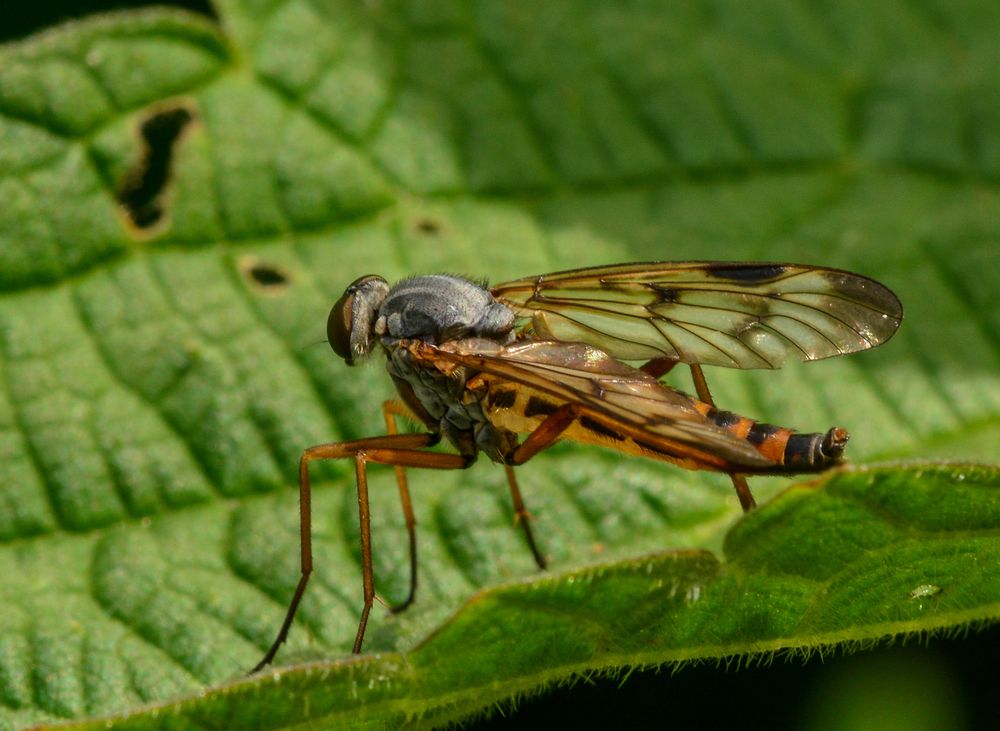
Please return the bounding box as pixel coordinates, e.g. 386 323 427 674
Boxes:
350 443 470 654
250 433 469 673
688 363 756 512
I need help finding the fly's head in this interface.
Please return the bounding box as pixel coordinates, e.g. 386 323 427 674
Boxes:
328 275 390 366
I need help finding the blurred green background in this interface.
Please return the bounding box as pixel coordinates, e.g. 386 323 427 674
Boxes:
3 2 997 729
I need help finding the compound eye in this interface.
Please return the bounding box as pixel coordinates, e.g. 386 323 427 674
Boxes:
327 290 355 364
327 275 388 366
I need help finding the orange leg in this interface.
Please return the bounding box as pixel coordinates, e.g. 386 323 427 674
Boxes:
504 465 547 570
688 364 756 512
388 394 547 574
640 359 757 512
509 403 581 465
385 400 549 574
496 404 592 571
251 433 469 672
381 401 421 613
640 356 680 379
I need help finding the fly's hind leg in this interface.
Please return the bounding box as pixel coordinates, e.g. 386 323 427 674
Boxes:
688 363 756 512
639 357 679 379
639 359 757 512
726 468 756 511
250 432 469 672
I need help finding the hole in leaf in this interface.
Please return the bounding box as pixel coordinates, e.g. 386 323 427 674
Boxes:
239 256 292 291
117 101 196 230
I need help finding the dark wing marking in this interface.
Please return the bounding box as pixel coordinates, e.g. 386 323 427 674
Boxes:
491 262 903 369
414 339 778 473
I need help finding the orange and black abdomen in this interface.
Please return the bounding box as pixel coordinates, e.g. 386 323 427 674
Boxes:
692 403 849 470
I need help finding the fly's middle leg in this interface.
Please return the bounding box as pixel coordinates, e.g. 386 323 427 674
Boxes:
496 402 592 570
504 465 547 570
382 400 422 613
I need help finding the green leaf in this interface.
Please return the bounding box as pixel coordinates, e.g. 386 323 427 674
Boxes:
1 1 998 729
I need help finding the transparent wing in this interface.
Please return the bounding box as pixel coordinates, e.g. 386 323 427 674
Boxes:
413 339 778 473
491 262 903 369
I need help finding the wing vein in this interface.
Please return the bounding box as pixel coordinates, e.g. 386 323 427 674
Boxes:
495 262 901 368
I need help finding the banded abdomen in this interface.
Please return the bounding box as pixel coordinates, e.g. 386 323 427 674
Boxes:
688 402 848 471
479 375 848 475
435 339 848 475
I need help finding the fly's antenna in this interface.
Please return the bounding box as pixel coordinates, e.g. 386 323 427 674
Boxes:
300 338 331 351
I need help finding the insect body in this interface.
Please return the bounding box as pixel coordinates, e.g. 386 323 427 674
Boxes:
252 262 902 671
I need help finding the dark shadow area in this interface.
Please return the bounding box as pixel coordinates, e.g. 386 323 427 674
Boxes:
476 624 998 730
2 0 216 43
